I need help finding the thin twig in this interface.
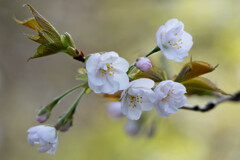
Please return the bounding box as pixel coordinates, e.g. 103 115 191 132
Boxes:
180 91 240 112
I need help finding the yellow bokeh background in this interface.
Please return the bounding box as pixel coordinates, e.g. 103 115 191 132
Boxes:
0 0 240 159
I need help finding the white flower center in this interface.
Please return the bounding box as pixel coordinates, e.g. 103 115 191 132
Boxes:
128 95 143 108
99 63 116 76
168 37 183 49
161 89 174 103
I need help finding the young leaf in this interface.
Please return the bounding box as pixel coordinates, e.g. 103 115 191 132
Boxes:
27 35 48 44
61 32 76 48
182 77 226 96
28 43 63 61
174 61 218 82
26 4 60 42
14 17 41 31
15 4 84 61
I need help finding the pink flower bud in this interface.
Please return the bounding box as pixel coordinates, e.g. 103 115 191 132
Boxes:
107 101 123 118
36 113 48 123
135 57 152 72
59 121 72 132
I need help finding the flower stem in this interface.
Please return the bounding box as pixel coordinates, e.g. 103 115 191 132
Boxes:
55 86 88 130
145 46 160 57
41 84 85 113
54 84 85 102
65 87 88 117
127 46 160 75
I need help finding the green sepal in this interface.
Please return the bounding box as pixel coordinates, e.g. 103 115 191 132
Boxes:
182 77 226 96
37 107 49 115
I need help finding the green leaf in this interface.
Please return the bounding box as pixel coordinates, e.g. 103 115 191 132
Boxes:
28 43 63 61
174 61 218 82
25 4 60 42
14 17 41 31
182 77 226 96
27 35 48 44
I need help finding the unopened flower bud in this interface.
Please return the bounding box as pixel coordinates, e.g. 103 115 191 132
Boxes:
135 57 152 72
124 121 140 136
36 113 48 123
36 107 51 123
107 101 123 118
59 121 72 132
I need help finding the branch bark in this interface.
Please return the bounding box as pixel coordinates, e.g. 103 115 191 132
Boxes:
180 91 240 112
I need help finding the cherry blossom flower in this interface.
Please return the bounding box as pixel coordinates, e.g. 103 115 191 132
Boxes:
121 78 155 120
154 80 187 118
86 51 129 94
27 125 58 154
135 57 152 72
156 18 193 62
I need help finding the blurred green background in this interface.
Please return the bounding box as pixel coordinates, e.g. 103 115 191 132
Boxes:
0 0 240 160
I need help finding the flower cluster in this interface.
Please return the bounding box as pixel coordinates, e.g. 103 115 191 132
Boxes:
19 6 226 155
25 18 192 154
86 19 192 120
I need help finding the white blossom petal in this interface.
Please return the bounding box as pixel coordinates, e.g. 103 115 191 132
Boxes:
38 126 57 143
164 18 179 30
112 70 129 90
86 53 101 73
121 96 142 120
130 78 155 89
37 144 52 153
27 133 39 146
113 57 129 72
155 103 170 118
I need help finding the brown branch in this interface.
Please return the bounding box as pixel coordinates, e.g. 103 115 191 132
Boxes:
180 91 240 112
